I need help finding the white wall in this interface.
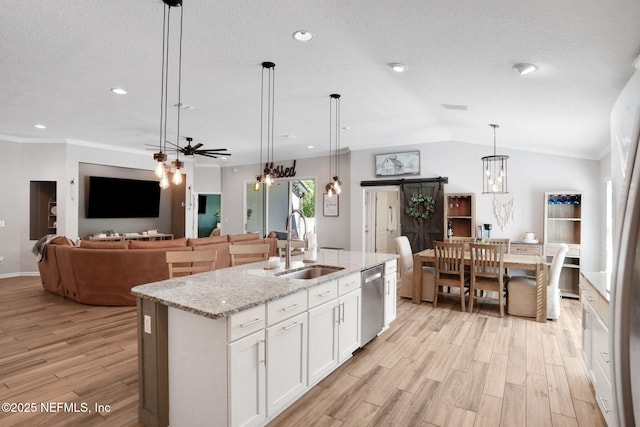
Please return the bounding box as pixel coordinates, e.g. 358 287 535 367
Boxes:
348 141 603 271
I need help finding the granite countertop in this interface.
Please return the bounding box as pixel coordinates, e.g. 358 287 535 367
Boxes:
581 271 611 301
131 249 398 319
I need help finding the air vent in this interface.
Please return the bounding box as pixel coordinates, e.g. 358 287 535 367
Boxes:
441 104 469 111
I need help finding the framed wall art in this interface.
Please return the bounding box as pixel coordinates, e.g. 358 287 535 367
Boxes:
375 151 420 177
323 194 339 217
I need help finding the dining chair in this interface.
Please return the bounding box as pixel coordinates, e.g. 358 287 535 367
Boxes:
166 250 217 278
469 243 507 317
229 244 270 266
449 236 476 250
507 243 569 320
483 238 511 254
394 236 435 302
433 241 468 311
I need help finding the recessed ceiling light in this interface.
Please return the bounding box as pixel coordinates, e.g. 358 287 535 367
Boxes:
307 145 315 149
292 30 313 42
111 88 127 95
388 63 407 73
341 126 350 130
513 63 539 75
34 124 46 129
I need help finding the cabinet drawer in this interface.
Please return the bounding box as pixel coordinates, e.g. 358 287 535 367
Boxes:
308 280 338 309
384 260 397 275
511 244 542 256
229 304 266 342
593 354 616 425
592 315 611 382
338 273 361 295
267 291 308 326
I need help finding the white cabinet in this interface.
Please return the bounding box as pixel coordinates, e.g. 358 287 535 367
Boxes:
580 272 616 426
384 260 397 327
308 300 339 385
338 289 361 362
266 311 308 417
229 330 266 427
308 281 361 385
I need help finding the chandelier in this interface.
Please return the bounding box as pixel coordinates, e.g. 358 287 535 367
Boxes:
482 124 509 194
254 61 276 191
325 93 342 197
154 0 185 189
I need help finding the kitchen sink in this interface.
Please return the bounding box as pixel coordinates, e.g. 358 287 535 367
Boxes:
275 265 344 280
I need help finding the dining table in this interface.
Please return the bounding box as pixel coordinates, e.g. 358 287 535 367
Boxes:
412 249 547 322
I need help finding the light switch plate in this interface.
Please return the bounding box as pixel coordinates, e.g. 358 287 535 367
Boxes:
0 220 5 227
144 315 152 334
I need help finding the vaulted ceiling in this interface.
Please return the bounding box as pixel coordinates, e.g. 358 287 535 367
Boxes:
2 0 639 165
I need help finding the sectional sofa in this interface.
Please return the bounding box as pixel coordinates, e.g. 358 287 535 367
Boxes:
37 233 278 306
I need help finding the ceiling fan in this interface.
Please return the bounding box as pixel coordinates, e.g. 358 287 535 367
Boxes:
150 137 232 159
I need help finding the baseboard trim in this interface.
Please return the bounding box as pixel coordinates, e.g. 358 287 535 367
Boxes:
0 272 40 279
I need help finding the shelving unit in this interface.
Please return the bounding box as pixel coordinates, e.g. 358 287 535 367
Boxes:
443 193 475 239
543 191 582 298
48 200 57 233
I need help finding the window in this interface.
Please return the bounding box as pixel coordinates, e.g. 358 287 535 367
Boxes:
245 179 315 237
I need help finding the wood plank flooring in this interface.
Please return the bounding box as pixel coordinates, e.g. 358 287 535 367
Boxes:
0 276 604 427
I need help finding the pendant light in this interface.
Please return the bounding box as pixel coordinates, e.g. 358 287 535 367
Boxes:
325 94 342 198
254 61 276 191
482 124 509 194
154 0 185 189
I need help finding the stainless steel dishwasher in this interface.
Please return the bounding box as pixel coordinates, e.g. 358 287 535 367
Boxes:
361 265 385 345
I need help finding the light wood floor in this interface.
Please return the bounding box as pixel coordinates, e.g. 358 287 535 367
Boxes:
0 276 604 427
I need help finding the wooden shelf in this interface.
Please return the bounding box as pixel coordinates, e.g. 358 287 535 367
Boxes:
544 191 582 297
444 193 475 239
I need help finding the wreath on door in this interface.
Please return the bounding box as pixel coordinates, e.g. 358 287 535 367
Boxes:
406 193 435 222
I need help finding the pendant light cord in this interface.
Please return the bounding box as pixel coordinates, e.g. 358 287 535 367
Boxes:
259 66 264 174
162 6 171 156
159 5 168 153
175 5 184 161
269 66 275 170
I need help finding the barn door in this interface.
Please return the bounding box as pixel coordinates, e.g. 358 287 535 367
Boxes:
400 182 444 252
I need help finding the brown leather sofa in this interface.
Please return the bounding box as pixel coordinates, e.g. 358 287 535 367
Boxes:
37 234 277 306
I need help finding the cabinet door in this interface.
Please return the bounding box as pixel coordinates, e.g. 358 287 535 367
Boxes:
308 300 339 385
338 289 361 362
384 274 397 326
581 303 592 372
266 312 308 417
229 330 266 427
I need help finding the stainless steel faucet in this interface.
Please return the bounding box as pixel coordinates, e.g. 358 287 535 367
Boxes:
285 209 307 269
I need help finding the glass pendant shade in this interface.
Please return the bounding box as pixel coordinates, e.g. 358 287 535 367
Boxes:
482 124 509 194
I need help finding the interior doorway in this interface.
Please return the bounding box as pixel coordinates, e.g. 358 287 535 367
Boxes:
364 187 400 253
196 193 221 237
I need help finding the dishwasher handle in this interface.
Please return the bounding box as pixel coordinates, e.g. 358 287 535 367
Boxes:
364 272 382 283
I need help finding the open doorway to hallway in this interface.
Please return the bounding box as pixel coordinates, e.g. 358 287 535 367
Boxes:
364 187 400 253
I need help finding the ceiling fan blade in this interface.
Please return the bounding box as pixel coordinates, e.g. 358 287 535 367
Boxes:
198 148 229 152
192 143 203 150
198 152 221 159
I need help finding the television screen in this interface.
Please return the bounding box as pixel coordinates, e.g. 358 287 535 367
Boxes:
87 176 161 218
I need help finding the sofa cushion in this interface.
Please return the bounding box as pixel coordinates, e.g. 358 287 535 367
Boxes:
188 235 228 246
227 233 261 242
79 240 129 249
129 237 188 249
193 243 230 269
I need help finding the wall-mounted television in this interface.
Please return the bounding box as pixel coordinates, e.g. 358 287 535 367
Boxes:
87 176 161 218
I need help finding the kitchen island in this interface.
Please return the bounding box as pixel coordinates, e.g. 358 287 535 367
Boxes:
132 249 398 427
